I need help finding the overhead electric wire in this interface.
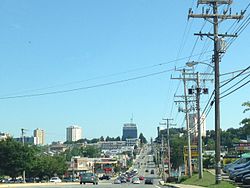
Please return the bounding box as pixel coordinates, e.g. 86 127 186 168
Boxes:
220 79 250 100
1 51 213 98
221 72 250 96
0 68 179 100
220 65 250 88
220 70 250 84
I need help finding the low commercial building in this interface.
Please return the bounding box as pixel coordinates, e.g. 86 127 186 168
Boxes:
0 132 10 141
68 157 118 176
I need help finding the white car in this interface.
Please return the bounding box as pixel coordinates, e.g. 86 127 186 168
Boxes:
132 177 140 184
49 177 62 183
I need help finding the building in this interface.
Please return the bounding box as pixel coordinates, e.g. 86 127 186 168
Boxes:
122 123 137 141
34 128 45 145
15 136 37 145
68 157 118 175
99 141 126 150
125 138 140 147
189 113 206 137
0 132 10 141
66 125 82 142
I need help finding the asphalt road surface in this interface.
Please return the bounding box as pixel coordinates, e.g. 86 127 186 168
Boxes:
0 145 161 188
0 182 161 188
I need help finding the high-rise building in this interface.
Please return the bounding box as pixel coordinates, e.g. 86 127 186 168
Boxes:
122 123 137 141
34 128 45 145
66 125 82 142
189 113 206 137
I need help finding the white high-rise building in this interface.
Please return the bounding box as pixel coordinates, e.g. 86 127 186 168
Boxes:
66 125 82 142
34 128 45 145
189 113 206 137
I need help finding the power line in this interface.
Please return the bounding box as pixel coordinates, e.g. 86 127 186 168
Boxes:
221 72 250 96
1 52 213 97
0 68 177 100
220 65 250 88
220 79 250 100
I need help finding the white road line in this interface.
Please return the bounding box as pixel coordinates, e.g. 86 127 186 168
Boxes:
155 185 161 188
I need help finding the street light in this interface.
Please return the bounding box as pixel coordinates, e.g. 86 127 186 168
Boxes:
186 61 214 70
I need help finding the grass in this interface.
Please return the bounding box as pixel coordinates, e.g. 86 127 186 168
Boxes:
181 171 236 188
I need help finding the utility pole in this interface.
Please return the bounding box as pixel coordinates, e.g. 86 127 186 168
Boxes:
21 128 26 183
172 68 192 177
183 70 192 178
188 0 244 184
186 71 212 179
162 118 174 177
196 72 203 179
161 134 165 182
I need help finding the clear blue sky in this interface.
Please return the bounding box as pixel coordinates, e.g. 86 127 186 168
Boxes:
0 0 249 144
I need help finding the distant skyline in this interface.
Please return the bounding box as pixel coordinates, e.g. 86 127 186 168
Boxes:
0 0 249 144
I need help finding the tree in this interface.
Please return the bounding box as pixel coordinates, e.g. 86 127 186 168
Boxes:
241 101 250 136
82 145 101 158
0 138 35 178
115 136 121 141
139 133 147 144
170 134 185 169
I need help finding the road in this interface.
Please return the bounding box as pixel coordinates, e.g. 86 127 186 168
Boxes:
0 145 162 188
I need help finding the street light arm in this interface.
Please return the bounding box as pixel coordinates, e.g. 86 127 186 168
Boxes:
186 61 214 69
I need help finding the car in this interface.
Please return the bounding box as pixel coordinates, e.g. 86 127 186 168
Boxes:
150 169 154 174
126 176 131 182
80 172 98 185
145 169 149 172
229 165 250 180
234 169 250 182
119 176 127 183
63 177 79 182
243 174 250 185
49 177 62 183
139 176 144 180
114 178 121 184
145 178 154 184
224 157 250 173
132 177 140 184
99 175 111 180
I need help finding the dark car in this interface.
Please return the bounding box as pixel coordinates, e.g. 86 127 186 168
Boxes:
99 175 111 180
80 172 98 185
145 178 154 184
229 165 250 180
234 169 250 182
243 174 250 185
150 169 154 174
119 176 127 183
63 177 79 182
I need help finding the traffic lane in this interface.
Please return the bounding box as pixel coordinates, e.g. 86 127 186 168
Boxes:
0 182 161 188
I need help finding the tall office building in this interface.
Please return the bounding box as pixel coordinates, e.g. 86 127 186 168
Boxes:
66 125 82 142
122 123 137 141
189 113 206 137
34 128 45 145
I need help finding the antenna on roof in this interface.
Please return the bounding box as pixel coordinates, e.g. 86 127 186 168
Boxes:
130 113 134 124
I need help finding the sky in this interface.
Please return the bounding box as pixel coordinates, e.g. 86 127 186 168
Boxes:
0 0 249 144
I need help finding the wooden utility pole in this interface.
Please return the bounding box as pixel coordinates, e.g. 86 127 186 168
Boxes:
172 69 193 177
21 128 26 183
188 0 244 183
162 118 173 177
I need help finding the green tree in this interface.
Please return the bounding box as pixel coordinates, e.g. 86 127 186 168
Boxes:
29 154 67 179
82 145 101 158
139 133 147 144
0 138 35 178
